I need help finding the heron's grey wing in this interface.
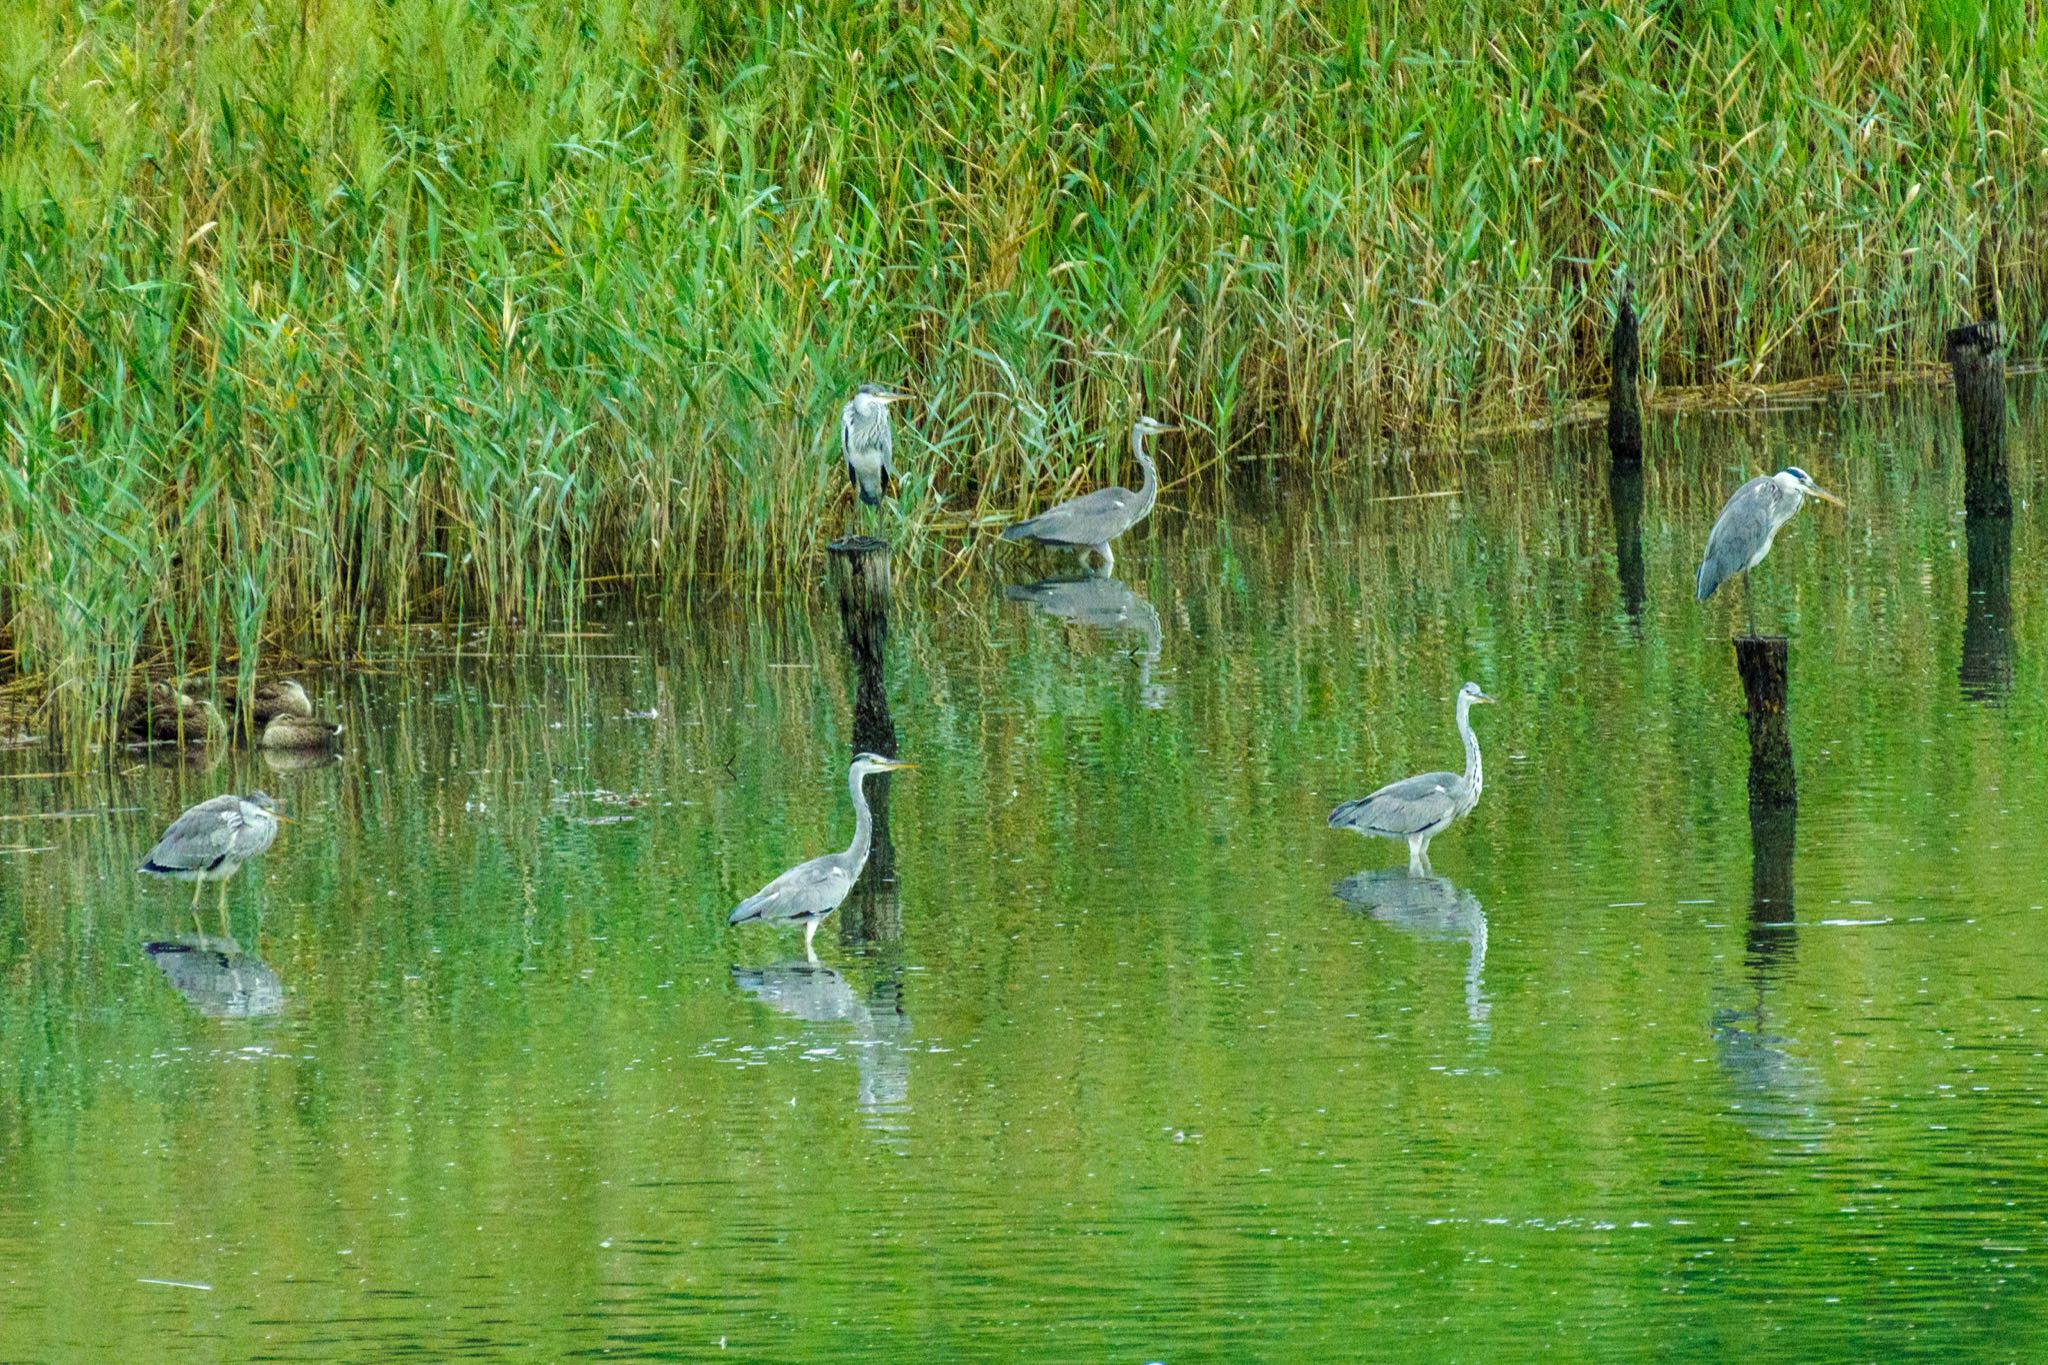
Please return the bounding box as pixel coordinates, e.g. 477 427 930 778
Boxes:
141 795 244 873
1696 475 1783 600
729 852 854 925
1003 486 1139 544
877 417 897 495
1329 771 1462 837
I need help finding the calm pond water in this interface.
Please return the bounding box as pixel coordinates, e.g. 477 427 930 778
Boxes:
1 386 2045 1361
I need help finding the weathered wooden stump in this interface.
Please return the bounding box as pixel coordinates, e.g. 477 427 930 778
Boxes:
1607 459 1646 623
826 535 899 942
1945 321 2009 518
1961 510 2014 703
1607 290 1642 470
1734 635 1795 810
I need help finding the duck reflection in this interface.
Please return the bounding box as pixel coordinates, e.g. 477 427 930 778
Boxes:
1005 575 1167 709
731 962 911 1119
143 936 284 1019
1332 869 1490 1031
1606 459 1647 625
262 745 343 774
1960 510 2013 703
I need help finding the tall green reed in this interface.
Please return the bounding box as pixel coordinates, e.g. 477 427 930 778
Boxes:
0 0 2039 746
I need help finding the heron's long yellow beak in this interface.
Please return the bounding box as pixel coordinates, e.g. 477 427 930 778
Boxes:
884 760 918 771
1810 485 1845 507
273 814 297 824
881 392 916 405
1473 693 1498 705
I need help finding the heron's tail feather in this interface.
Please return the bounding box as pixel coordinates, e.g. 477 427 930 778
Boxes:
1695 562 1720 601
858 484 881 508
1000 518 1037 542
1328 799 1367 830
728 895 766 926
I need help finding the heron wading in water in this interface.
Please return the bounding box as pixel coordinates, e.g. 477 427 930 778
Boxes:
1002 416 1175 574
1696 466 1844 634
1329 682 1496 875
140 791 286 935
729 753 915 956
840 384 914 517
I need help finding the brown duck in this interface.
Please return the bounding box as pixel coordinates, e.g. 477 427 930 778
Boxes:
234 680 314 725
258 712 344 751
120 682 223 744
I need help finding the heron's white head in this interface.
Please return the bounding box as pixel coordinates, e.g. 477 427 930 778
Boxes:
1132 415 1178 438
851 752 916 777
850 383 913 419
245 791 278 812
1458 681 1498 706
1776 466 1845 507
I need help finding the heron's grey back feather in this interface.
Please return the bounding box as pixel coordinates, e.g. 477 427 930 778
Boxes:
1329 771 1471 839
1697 475 1801 600
1002 484 1148 547
728 850 857 926
140 794 278 874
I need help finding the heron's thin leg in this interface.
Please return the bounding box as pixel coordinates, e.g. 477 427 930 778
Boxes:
1744 571 1755 637
190 879 204 912
218 880 233 941
803 918 819 962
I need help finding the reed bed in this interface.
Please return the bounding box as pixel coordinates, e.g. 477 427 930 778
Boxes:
1 0 2040 744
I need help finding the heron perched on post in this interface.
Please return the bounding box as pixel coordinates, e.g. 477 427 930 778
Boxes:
1001 416 1175 574
139 791 285 935
1696 466 1845 634
1329 682 1496 875
841 384 914 513
728 753 915 955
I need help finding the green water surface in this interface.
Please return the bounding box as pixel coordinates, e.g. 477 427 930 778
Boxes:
2 388 2045 1361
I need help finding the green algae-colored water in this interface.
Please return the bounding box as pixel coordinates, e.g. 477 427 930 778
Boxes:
2 388 2045 1360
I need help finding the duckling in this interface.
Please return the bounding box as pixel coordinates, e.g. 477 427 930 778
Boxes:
120 682 223 744
234 679 314 726
258 712 343 751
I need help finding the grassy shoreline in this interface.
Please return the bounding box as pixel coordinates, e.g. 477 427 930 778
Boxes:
2 1 2040 742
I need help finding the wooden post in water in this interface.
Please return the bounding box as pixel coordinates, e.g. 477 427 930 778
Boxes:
1607 289 1642 470
1734 636 1795 811
826 534 900 943
1945 321 2009 518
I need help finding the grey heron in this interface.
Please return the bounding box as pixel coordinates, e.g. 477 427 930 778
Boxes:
1695 466 1844 633
259 712 344 750
139 791 285 935
841 384 913 511
728 753 915 955
1001 416 1175 573
1329 682 1495 874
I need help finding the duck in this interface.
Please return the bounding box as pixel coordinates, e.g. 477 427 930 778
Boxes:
258 712 344 751
233 679 314 726
120 682 223 744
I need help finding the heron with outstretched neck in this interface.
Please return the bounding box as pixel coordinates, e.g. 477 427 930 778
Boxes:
1329 683 1496 875
1002 416 1175 574
729 753 915 955
1696 466 1844 634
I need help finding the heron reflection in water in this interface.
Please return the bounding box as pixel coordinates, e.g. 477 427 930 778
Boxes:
143 936 285 1019
1333 869 1490 1030
731 962 911 1119
1005 574 1167 709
